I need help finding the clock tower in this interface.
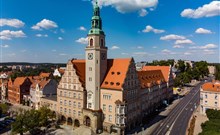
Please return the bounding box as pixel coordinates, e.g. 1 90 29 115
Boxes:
85 1 107 110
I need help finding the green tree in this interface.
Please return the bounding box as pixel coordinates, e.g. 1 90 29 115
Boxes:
25 109 41 134
199 109 220 135
0 107 2 117
38 105 55 126
11 109 29 135
0 103 9 114
215 65 220 80
177 60 185 72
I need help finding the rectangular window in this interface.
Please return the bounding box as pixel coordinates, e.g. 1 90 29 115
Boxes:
109 105 112 112
73 110 76 115
215 95 218 100
78 111 81 116
78 93 81 99
73 93 76 98
69 101 71 106
109 115 112 122
89 67 92 71
60 99 62 105
64 108 67 113
89 77 92 81
69 109 71 114
215 102 218 106
78 102 81 108
69 92 71 97
60 91 62 96
103 104 106 111
88 103 92 108
205 101 207 104
60 107 62 113
73 101 76 107
64 100 67 106
205 94 207 99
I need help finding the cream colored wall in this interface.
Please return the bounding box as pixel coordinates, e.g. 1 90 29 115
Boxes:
57 60 85 120
200 89 220 114
100 88 123 124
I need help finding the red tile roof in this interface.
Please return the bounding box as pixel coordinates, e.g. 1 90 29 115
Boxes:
202 82 220 92
137 70 165 89
39 72 51 78
13 77 27 87
71 60 86 87
142 66 171 82
101 58 132 90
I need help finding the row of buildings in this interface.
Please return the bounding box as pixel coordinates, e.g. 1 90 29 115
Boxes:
1 3 174 135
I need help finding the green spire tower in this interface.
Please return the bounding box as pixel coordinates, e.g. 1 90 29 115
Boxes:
88 1 104 35
85 0 107 111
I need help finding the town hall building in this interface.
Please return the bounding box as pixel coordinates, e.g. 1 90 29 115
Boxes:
41 2 173 135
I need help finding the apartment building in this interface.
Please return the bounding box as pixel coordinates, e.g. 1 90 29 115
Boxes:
200 81 220 114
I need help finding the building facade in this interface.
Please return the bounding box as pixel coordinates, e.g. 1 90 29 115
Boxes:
30 79 57 109
200 81 220 114
39 2 174 135
8 77 32 104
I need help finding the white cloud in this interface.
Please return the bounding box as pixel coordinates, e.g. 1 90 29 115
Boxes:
160 34 186 40
152 46 157 49
97 0 158 13
133 52 148 55
0 19 25 28
121 52 129 55
36 34 48 37
110 45 120 50
181 1 220 18
203 49 215 55
75 37 88 44
58 37 63 40
173 45 184 48
32 19 58 30
0 30 26 40
161 49 176 55
52 49 57 52
142 25 165 34
60 29 65 33
78 26 87 31
59 53 68 56
21 50 26 52
195 28 212 34
139 9 148 17
189 44 218 49
137 46 144 49
184 52 192 55
1 45 9 48
175 39 194 45
8 53 16 57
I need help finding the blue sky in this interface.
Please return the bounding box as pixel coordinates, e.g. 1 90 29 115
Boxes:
0 0 219 63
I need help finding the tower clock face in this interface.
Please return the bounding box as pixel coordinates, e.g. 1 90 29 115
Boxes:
88 53 93 60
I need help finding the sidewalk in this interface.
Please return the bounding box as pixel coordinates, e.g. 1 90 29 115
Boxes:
193 106 208 135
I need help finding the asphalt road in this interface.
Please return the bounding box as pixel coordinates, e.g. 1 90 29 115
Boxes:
152 81 205 135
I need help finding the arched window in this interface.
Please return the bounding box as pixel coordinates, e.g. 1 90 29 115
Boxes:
90 38 93 46
101 39 104 47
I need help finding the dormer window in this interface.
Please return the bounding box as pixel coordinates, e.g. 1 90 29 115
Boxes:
90 38 93 46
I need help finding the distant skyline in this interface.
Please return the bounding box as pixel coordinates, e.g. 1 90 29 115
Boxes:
0 0 219 63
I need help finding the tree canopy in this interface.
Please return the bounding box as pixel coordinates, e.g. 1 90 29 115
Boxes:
199 109 220 135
